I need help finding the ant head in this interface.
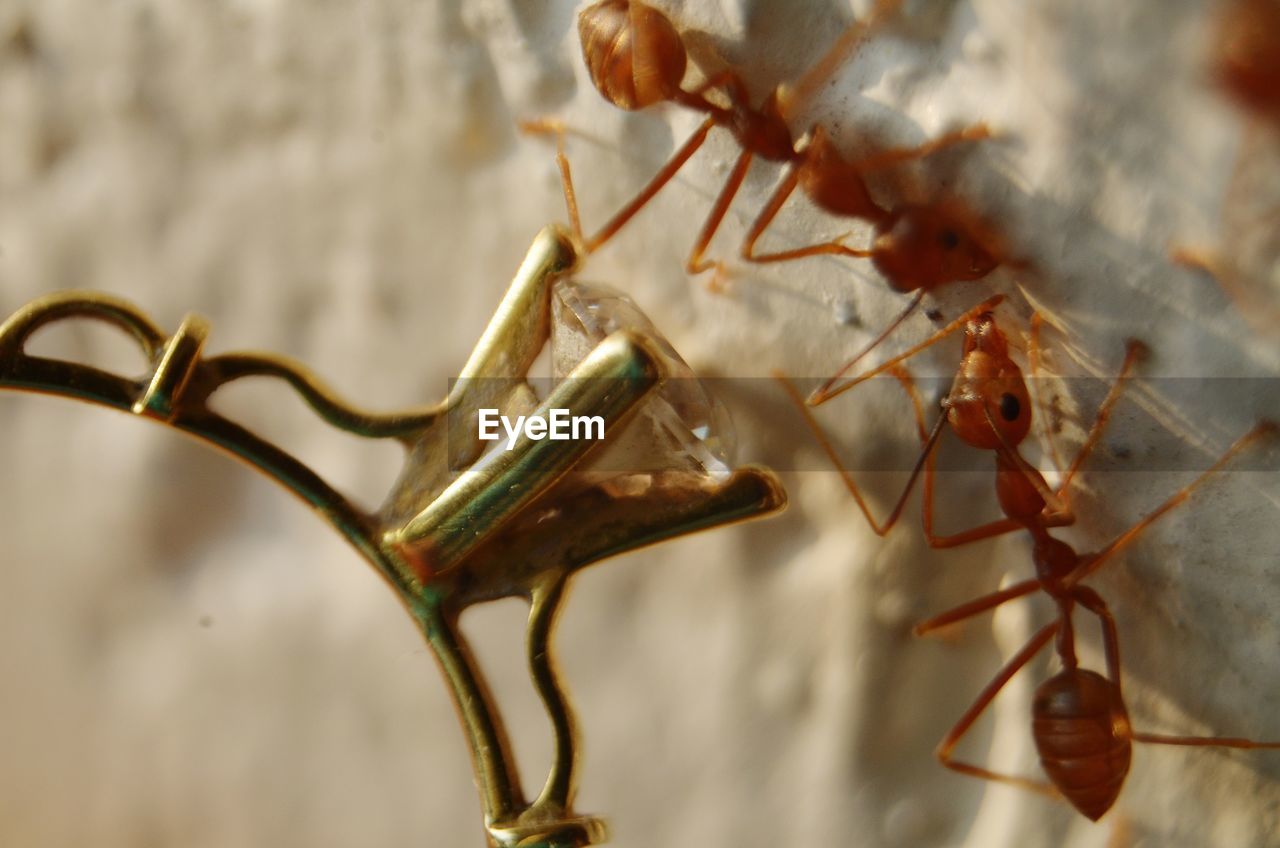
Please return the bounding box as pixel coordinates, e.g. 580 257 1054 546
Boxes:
945 313 1032 451
871 204 1001 294
579 0 688 111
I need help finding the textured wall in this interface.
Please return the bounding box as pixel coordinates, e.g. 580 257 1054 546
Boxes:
1 1 1278 846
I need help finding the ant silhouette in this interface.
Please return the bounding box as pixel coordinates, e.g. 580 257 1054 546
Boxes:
778 300 1280 819
522 0 1002 341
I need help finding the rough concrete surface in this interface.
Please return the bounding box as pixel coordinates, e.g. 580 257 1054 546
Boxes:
1 1 1278 846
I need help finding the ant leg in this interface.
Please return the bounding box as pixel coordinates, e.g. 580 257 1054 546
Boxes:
1074 566 1280 755
687 148 754 290
1123 575 1280 749
809 294 1005 405
870 364 953 534
1131 732 1280 750
742 131 988 269
522 116 718 254
1028 312 1066 478
740 165 800 261
934 619 1061 797
739 160 881 266
741 228 876 263
1054 339 1148 509
592 116 717 254
739 122 978 270
740 118 993 273
822 291 927 377
890 362 931 443
776 369 940 536
785 0 905 116
1072 586 1122 697
913 578 1042 637
738 166 879 265
1063 421 1276 590
921 460 1024 549
850 124 993 174
1049 593 1279 807
518 118 586 242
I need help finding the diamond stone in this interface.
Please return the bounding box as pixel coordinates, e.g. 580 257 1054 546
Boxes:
551 279 735 480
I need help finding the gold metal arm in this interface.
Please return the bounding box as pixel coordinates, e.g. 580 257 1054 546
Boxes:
0 225 786 848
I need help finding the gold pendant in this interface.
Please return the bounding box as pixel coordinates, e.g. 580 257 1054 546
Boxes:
0 225 786 847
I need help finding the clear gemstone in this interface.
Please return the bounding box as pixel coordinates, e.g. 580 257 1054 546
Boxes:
551 279 735 480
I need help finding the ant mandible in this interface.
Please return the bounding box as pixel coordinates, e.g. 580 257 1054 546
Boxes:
779 301 1280 820
522 0 1001 314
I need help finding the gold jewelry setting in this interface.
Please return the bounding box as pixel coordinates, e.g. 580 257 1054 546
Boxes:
0 225 786 848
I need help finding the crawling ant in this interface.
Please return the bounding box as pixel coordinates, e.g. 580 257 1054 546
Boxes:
522 0 1002 335
778 300 1280 819
781 295 1084 544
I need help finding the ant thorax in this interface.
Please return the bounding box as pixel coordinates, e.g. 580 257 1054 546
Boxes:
995 452 1049 525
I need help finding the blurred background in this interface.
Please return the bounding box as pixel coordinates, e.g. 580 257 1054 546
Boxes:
1 1 1278 846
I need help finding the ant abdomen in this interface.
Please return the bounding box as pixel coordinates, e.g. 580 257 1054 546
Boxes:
579 0 688 111
1032 669 1133 821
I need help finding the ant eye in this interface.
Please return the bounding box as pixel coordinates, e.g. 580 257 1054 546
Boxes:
938 229 960 250
999 393 1021 422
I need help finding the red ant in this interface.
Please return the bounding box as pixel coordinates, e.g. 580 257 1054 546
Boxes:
783 295 1086 546
778 299 1280 820
521 0 1002 333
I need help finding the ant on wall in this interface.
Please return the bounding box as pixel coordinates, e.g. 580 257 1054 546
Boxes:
778 300 1280 819
780 295 1091 545
522 0 1003 346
